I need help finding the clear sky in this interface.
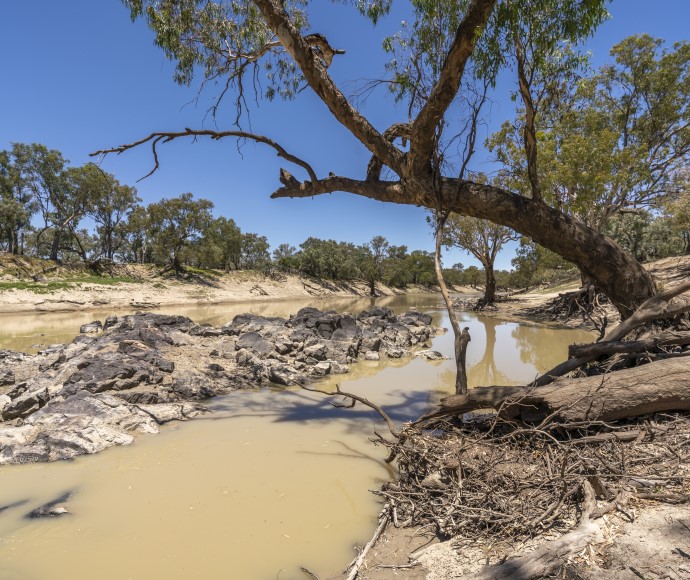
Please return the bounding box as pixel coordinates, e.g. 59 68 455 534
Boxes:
1 1 688 269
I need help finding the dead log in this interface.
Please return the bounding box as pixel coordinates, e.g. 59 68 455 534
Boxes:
533 281 690 387
568 330 690 358
419 356 690 424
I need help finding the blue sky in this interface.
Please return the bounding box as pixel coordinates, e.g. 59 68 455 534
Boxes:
1 0 688 269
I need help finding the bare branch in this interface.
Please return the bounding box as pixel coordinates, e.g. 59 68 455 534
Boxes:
409 0 496 175
91 128 318 182
253 0 405 174
301 384 401 438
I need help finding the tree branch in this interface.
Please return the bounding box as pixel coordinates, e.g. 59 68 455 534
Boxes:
91 128 318 182
252 0 404 174
408 0 496 175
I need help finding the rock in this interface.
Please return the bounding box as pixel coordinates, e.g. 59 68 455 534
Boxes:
79 320 102 334
103 316 119 330
311 361 332 376
0 368 14 388
26 491 74 519
364 351 380 361
303 343 327 361
329 362 350 374
236 332 276 356
171 371 215 399
0 394 10 413
268 365 306 386
416 349 448 361
386 347 407 359
361 330 381 352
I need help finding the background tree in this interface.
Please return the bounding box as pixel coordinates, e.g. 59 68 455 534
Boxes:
443 214 517 304
239 232 271 269
78 165 141 261
0 145 38 255
491 35 690 235
362 235 390 295
147 193 214 272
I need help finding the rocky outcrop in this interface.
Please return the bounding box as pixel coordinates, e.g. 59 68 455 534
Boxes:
0 307 438 465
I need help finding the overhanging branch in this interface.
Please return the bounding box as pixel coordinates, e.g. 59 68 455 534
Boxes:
91 128 318 182
409 0 496 174
271 169 404 203
252 0 404 174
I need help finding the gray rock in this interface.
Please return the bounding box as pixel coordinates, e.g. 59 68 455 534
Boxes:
0 367 15 386
311 361 332 376
303 343 327 361
268 365 306 386
79 320 102 334
361 330 381 352
416 350 448 361
236 332 276 356
364 351 380 361
329 362 350 374
386 347 407 359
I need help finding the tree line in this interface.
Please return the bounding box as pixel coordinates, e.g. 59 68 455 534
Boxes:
2 140 688 297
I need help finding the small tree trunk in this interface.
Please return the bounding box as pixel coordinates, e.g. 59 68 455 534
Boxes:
455 328 471 394
483 262 496 304
369 278 376 296
433 212 471 394
50 231 61 261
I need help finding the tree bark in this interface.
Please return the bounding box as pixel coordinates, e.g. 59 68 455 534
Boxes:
419 357 690 424
483 261 496 305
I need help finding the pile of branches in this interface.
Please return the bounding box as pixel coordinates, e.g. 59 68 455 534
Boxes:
374 412 690 540
520 285 610 328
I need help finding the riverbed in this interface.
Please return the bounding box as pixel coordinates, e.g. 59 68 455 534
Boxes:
0 295 592 579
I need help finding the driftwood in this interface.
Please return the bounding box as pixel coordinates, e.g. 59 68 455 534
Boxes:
419 356 690 424
533 281 690 387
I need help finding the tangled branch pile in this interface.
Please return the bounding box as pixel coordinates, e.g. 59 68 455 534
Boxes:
375 413 690 540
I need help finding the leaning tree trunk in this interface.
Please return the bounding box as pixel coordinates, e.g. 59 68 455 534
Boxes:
274 177 656 318
439 182 656 319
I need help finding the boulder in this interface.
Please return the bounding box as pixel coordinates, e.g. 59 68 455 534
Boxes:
364 351 380 361
236 332 276 356
79 320 102 334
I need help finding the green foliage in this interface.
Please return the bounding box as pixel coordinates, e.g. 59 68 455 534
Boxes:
490 35 690 232
146 192 215 271
510 237 577 288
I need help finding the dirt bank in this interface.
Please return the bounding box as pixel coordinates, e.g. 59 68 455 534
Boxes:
0 256 451 314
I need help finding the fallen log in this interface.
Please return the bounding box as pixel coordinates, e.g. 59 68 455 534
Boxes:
418 356 690 424
532 281 690 387
568 330 690 359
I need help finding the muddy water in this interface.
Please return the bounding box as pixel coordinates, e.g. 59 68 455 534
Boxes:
0 296 592 579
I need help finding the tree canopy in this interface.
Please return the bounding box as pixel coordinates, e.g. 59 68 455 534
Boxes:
95 1 690 316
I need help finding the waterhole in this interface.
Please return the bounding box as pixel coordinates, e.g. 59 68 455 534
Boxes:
0 295 591 579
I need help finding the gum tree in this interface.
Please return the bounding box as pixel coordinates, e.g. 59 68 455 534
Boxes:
97 0 660 318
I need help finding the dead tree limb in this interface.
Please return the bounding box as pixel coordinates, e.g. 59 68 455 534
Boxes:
418 357 690 424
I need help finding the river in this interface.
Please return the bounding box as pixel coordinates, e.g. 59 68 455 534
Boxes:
0 295 592 579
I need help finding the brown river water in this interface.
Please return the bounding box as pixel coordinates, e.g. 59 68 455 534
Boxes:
0 295 592 579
